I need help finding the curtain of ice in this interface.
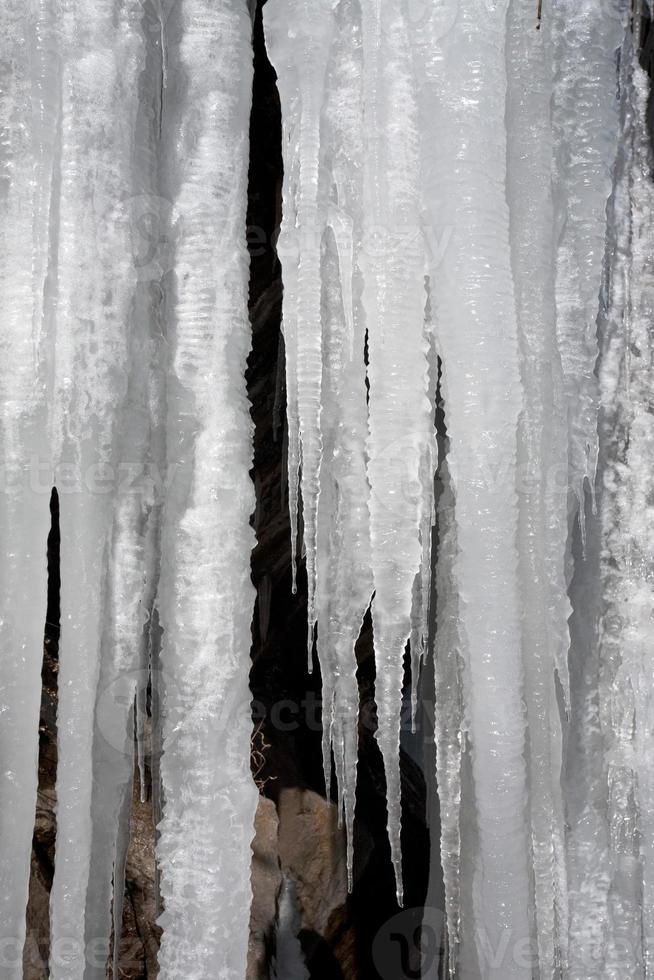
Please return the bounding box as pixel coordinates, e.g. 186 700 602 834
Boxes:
1 0 653 977
265 0 630 972
1 1 258 977
265 0 436 901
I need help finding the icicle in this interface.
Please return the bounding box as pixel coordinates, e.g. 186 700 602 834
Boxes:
432 458 464 973
272 332 285 443
0 3 58 971
154 3 258 978
314 0 371 886
597 25 654 979
359 0 434 907
559 5 631 974
550 0 626 531
264 0 336 647
505 0 570 972
327 199 355 362
409 302 438 731
415 0 532 971
81 327 161 979
48 6 146 977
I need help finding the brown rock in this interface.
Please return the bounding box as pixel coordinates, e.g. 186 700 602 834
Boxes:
247 796 282 980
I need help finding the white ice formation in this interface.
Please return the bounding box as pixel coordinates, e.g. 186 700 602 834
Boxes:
0 0 652 978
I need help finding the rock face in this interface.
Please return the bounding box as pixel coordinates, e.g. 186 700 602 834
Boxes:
248 798 282 980
22 2 431 977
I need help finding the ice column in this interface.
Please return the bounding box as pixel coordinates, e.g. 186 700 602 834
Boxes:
154 3 258 978
81 8 167 973
416 1 532 973
47 5 146 978
0 3 59 974
505 0 571 973
551 0 625 520
598 24 654 979
554 3 627 972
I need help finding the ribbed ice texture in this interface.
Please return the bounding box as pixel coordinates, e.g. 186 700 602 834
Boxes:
0 4 58 973
416 2 532 974
361 0 434 905
48 6 145 978
154 3 258 979
597 31 654 980
559 6 629 976
506 2 570 973
2 2 652 978
1 1 257 976
432 459 464 972
551 0 625 523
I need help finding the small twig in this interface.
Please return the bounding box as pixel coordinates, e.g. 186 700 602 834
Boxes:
536 0 543 29
251 720 277 793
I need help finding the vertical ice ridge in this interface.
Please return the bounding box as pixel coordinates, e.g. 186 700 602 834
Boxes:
551 0 626 530
598 27 654 979
416 0 532 971
264 0 338 666
409 300 438 729
560 7 631 975
433 456 465 971
315 0 371 883
0 4 59 972
48 5 146 978
154 3 258 978
362 0 433 905
505 1 570 973
80 9 166 963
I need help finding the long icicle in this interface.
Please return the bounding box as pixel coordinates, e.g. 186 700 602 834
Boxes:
360 0 434 906
316 0 371 883
416 0 532 971
264 0 336 663
154 2 258 977
556 2 628 970
48 5 146 977
505 0 570 972
598 20 654 978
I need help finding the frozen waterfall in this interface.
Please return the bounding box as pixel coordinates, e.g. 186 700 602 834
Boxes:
1 0 653 977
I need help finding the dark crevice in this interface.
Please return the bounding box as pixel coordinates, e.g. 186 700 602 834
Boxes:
24 488 60 978
247 2 430 976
